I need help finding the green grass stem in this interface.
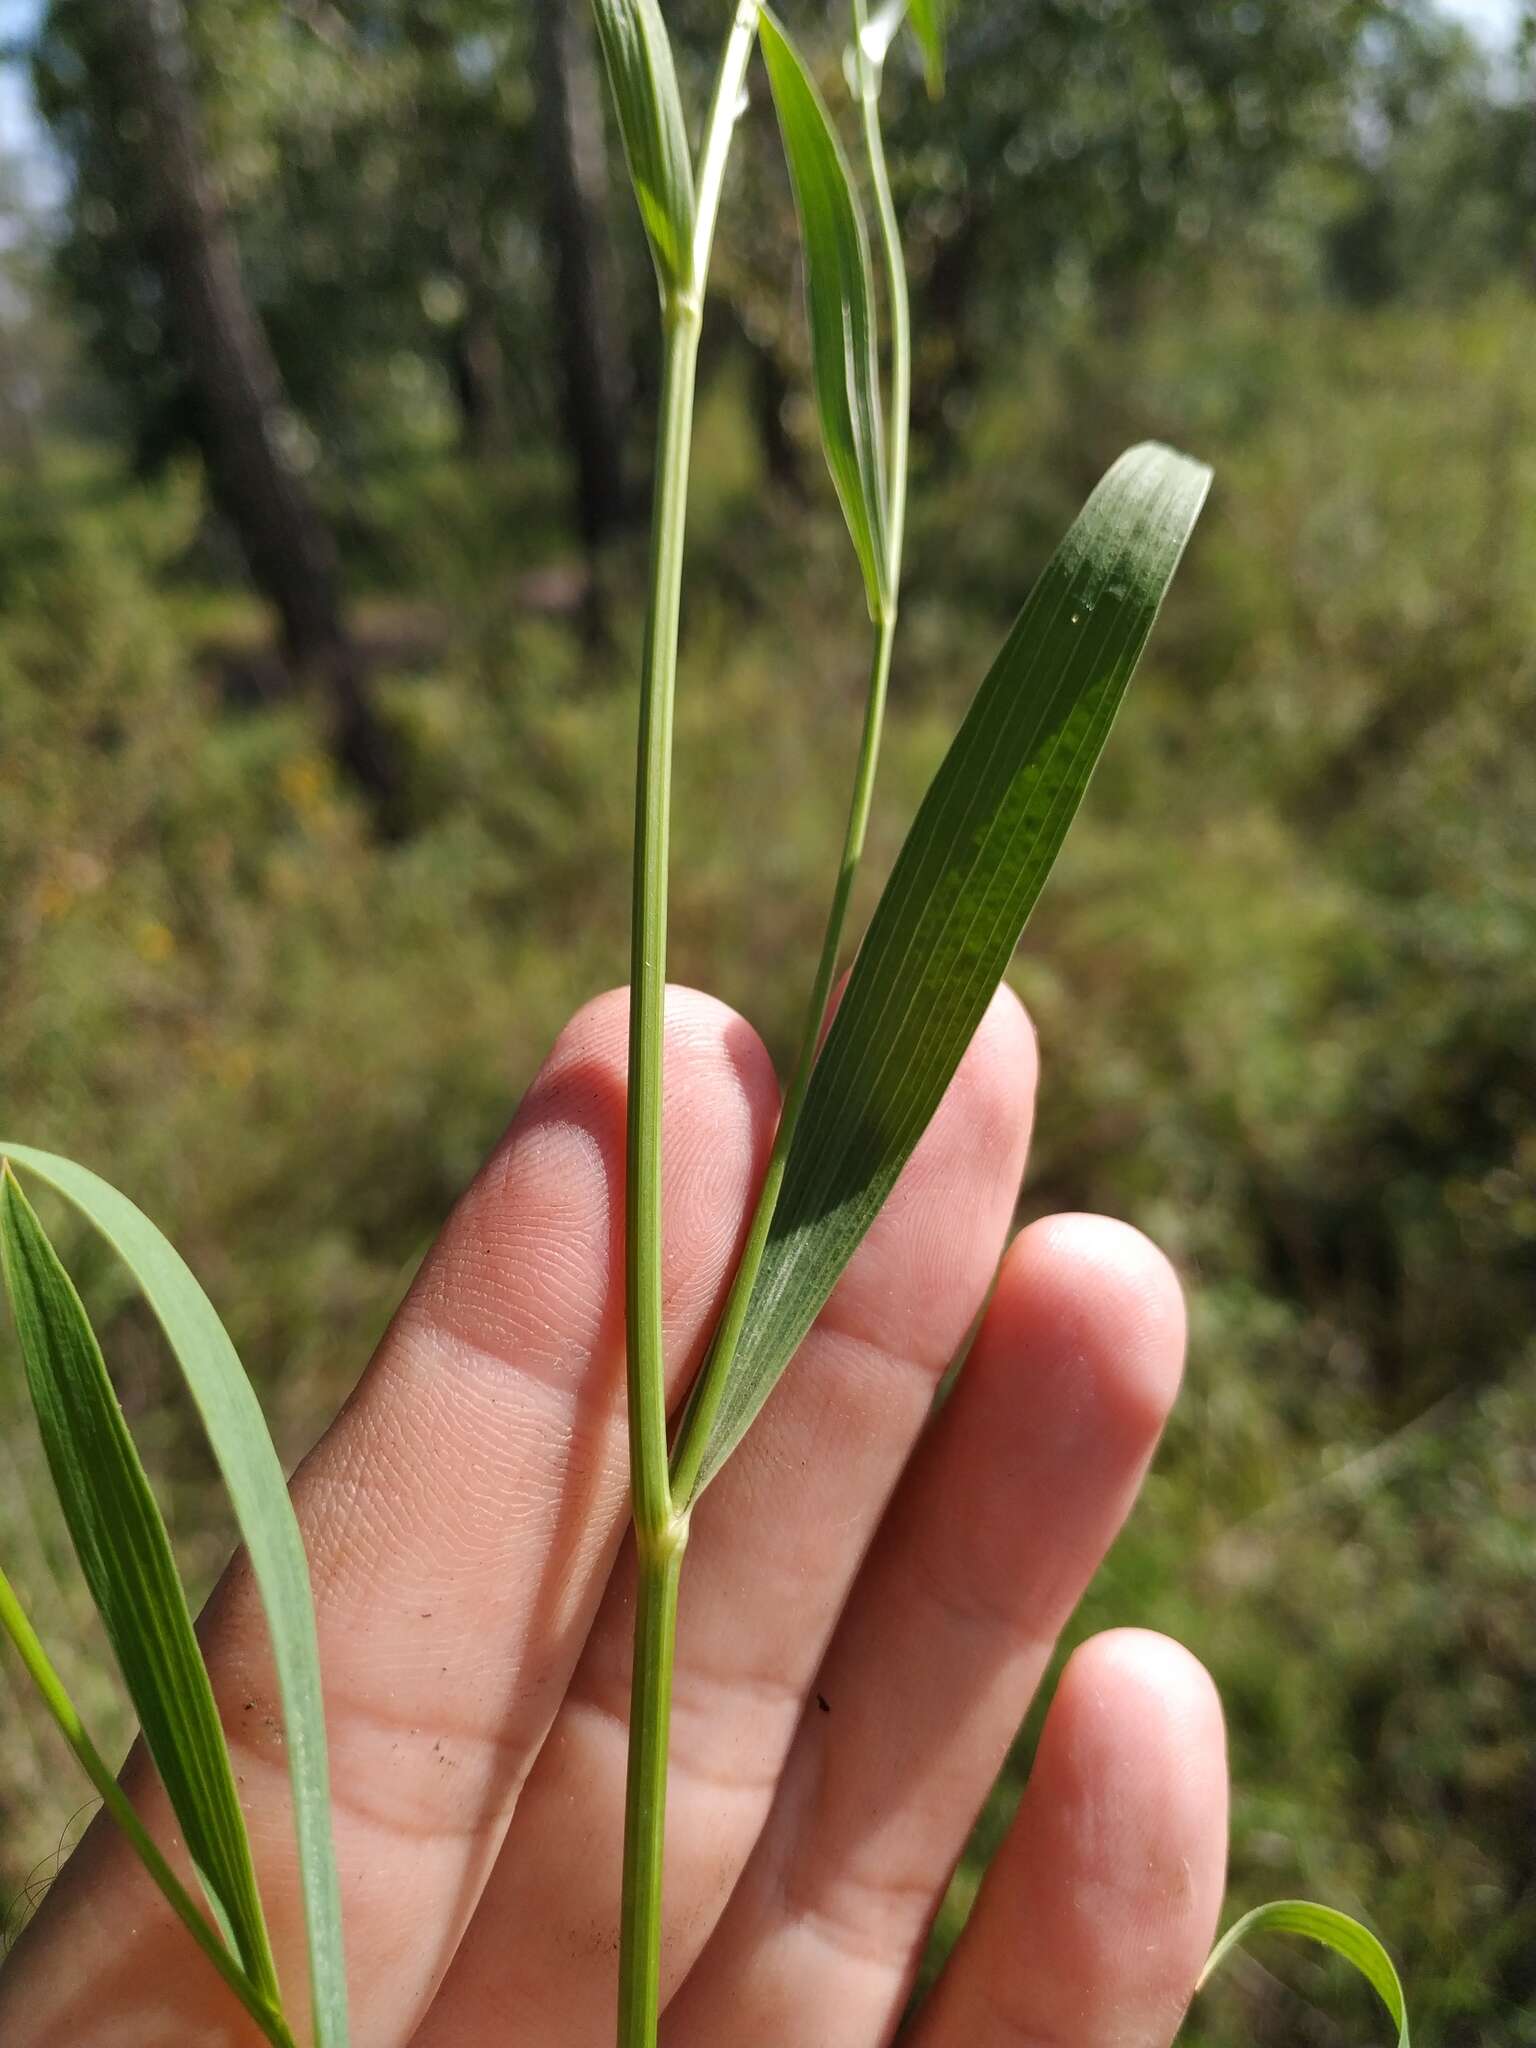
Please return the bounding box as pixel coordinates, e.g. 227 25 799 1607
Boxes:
616 1524 688 2048
616 14 760 2045
625 308 700 1549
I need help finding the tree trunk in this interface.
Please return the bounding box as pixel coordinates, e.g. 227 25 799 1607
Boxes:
0 325 41 475
536 0 630 552
108 0 399 817
743 325 806 499
915 200 984 461
449 301 508 462
447 221 508 462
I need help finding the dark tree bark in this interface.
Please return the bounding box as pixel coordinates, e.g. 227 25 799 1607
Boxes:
109 0 399 816
536 0 631 552
449 300 508 461
446 221 508 462
743 326 806 500
915 200 984 459
0 326 41 475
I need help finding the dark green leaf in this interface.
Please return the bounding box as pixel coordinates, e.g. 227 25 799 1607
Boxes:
590 0 696 297
0 1164 278 2002
761 8 890 618
1199 1900 1410 2044
679 443 1211 1498
0 1144 348 2048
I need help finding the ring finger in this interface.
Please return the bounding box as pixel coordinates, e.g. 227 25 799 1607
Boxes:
664 1214 1190 2047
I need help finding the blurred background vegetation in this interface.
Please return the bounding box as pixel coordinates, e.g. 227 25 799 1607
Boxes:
0 0 1532 2039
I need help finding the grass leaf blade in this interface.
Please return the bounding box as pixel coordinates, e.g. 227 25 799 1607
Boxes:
590 0 696 298
1198 1899 1410 2044
0 1144 348 2048
906 0 947 95
0 1164 279 2000
681 443 1210 1497
760 8 890 618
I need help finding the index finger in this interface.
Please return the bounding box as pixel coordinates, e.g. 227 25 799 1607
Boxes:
0 987 778 2048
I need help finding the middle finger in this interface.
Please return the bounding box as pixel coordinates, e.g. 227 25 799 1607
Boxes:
414 985 1037 2041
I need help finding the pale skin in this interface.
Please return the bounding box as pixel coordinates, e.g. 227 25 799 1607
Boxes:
0 982 1229 2046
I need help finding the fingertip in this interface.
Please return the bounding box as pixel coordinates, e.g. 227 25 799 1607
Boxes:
991 1212 1187 1444
955 980 1039 1131
1056 1627 1227 1785
909 1626 1229 2048
823 982 1039 1382
895 981 1038 1233
543 983 776 1102
1045 1628 1229 1953
982 976 1038 1062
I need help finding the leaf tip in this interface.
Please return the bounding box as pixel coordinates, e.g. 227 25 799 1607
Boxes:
1126 436 1213 477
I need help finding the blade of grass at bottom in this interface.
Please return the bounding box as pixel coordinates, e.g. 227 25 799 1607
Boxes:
0 1144 348 2048
672 443 1211 1502
0 1165 279 2000
0 1563 293 2047
1198 1899 1410 2044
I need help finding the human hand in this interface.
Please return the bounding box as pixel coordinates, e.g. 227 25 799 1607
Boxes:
0 985 1227 2045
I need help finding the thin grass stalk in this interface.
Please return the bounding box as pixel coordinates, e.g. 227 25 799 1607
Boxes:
625 309 700 1551
617 290 699 2048
622 0 761 1551
617 310 697 2048
0 1565 296 2048
616 15 760 2045
616 1522 687 2048
670 3 911 1508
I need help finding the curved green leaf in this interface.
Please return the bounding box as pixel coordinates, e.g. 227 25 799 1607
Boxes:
907 0 947 95
680 443 1211 1498
761 8 890 618
0 1166 280 2003
1198 1899 1410 2044
0 1144 347 2048
591 0 696 298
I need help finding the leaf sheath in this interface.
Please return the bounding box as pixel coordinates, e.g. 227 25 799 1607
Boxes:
589 0 696 299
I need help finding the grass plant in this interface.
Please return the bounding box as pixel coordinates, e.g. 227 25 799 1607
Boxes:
0 4 1413 2044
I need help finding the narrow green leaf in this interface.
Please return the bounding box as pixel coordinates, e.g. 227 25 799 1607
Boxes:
680 443 1211 1498
0 1145 348 2048
1198 1899 1410 2044
760 8 890 618
0 1563 293 2047
590 0 696 298
0 1165 278 2001
906 0 947 95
